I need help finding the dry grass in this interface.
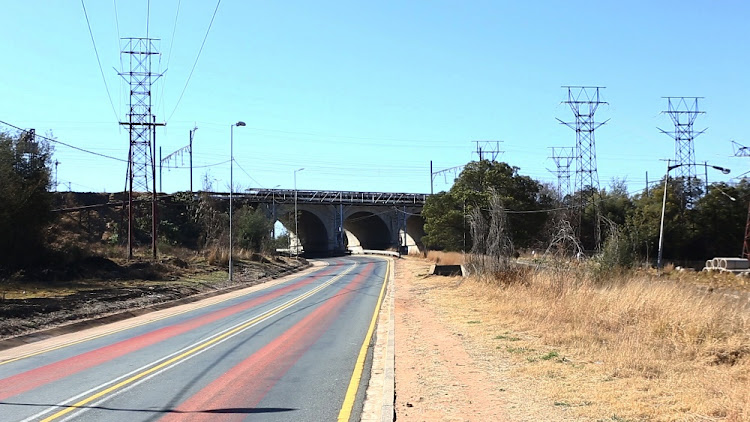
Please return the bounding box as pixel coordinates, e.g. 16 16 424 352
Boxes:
457 267 750 421
424 250 465 265
205 245 229 266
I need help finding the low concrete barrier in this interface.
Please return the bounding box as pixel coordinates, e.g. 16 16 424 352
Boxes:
429 264 465 276
358 249 401 258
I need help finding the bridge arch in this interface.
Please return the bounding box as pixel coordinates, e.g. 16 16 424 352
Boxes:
405 215 426 253
280 208 329 255
344 211 392 251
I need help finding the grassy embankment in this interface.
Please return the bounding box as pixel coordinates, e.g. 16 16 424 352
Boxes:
422 251 749 421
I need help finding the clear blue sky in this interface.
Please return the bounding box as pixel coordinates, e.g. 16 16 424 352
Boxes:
1 1 747 195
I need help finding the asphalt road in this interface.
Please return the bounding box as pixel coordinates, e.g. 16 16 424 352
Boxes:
0 256 389 422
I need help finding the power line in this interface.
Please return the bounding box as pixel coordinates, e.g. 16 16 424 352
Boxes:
167 0 222 122
0 119 128 162
80 0 119 122
113 0 123 79
167 159 230 169
160 0 182 118
233 159 265 188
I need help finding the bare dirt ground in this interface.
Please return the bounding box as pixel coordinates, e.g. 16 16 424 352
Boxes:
0 255 307 342
393 256 750 422
395 257 579 422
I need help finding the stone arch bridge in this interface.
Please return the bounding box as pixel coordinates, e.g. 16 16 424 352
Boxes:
225 189 426 255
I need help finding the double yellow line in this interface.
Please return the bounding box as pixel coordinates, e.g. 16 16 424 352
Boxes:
41 263 357 422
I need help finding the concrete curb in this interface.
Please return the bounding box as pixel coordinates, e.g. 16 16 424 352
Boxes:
381 259 395 421
361 257 396 421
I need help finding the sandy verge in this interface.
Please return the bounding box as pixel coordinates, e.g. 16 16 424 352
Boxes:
394 257 579 421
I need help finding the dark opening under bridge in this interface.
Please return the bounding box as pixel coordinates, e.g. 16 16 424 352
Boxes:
222 189 427 255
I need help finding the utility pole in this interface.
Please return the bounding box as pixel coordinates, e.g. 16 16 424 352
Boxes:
160 127 196 193
118 37 165 260
658 97 705 207
54 160 60 192
151 115 158 259
733 141 750 259
558 86 608 248
189 125 197 192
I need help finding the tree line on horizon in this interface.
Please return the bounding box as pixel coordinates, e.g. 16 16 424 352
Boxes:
2 127 749 275
0 130 290 275
422 159 750 265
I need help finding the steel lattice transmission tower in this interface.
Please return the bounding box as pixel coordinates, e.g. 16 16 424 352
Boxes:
659 97 705 183
557 86 608 247
118 38 164 259
548 147 575 201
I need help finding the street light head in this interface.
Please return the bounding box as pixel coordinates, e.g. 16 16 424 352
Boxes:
235 121 246 127
297 168 305 172
722 168 731 175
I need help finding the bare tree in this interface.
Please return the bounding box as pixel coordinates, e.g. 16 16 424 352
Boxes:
467 190 515 276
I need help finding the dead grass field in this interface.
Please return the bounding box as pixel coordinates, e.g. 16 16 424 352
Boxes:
424 250 465 265
403 252 749 421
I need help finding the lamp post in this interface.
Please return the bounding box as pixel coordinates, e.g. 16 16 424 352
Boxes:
271 184 280 239
229 121 246 281
657 161 730 269
294 168 304 259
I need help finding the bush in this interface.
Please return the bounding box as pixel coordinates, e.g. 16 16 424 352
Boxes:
590 223 638 280
235 205 273 253
0 130 54 271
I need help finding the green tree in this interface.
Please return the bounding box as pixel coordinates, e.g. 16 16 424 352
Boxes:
422 191 466 251
235 205 273 252
0 131 54 270
158 191 202 248
626 177 685 262
624 176 731 263
693 181 750 258
600 179 634 228
422 160 553 251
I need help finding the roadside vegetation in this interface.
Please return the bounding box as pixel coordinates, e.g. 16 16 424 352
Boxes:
423 160 750 265
421 250 749 420
0 129 302 338
420 160 749 420
0 129 290 278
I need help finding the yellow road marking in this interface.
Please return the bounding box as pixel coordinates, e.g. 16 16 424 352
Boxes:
41 264 355 422
338 258 390 422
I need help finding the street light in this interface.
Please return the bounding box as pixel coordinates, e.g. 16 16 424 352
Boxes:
294 168 304 259
229 121 246 281
271 184 280 239
657 160 730 269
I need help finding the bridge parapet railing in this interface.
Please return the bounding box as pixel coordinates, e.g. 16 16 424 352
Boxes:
216 189 427 206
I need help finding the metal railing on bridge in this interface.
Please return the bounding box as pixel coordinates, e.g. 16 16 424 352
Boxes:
218 189 427 206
